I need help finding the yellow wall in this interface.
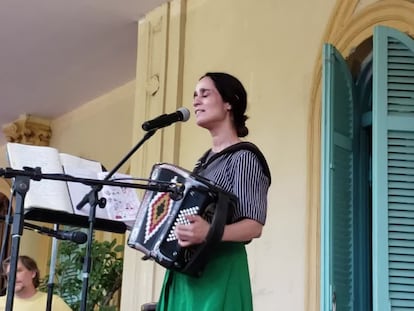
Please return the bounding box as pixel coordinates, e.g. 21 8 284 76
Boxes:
50 80 136 173
126 0 414 309
178 1 337 309
123 0 414 310
0 146 8 167
122 0 337 310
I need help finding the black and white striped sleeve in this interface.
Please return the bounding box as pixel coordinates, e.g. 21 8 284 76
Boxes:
230 150 270 224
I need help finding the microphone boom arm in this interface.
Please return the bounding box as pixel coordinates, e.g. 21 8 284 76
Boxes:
0 167 183 196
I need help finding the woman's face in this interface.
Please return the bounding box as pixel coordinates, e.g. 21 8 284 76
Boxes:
5 260 36 295
193 76 231 130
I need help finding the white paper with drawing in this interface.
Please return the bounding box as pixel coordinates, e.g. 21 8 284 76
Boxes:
97 171 140 224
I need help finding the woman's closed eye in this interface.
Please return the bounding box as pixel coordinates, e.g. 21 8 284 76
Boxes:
194 88 212 99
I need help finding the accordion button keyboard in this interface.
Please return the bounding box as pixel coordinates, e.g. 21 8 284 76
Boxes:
167 206 200 242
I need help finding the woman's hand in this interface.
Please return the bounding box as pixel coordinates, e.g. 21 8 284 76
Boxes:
175 215 210 247
175 215 263 247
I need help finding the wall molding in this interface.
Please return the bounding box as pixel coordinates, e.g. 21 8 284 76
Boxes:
2 114 52 146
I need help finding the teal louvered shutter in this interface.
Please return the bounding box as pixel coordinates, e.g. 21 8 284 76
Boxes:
321 44 356 311
372 25 414 310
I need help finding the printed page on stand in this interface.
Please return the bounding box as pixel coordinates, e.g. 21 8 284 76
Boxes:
6 143 73 213
59 153 104 218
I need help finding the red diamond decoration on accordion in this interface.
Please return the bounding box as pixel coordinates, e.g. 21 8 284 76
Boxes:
144 191 173 243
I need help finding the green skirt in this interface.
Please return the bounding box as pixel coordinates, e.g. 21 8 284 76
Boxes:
156 242 253 311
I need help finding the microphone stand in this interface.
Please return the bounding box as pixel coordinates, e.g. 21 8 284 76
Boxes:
4 171 33 311
0 129 184 311
0 192 13 296
76 129 158 311
46 224 59 311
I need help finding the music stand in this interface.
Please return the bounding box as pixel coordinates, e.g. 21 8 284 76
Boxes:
0 128 184 311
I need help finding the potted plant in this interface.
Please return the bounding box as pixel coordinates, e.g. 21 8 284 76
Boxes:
40 238 124 311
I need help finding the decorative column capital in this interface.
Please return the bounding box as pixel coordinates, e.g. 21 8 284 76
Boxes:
2 114 52 146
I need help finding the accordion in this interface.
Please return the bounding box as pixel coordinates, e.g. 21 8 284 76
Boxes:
127 163 237 277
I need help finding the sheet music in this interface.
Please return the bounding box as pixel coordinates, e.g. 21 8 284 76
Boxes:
6 143 139 223
6 143 73 213
59 153 103 217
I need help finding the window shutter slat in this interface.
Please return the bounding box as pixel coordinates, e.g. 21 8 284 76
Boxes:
321 44 356 311
373 25 414 311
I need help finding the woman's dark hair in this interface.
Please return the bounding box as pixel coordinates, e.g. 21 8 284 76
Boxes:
2 255 40 288
0 193 9 215
201 72 249 137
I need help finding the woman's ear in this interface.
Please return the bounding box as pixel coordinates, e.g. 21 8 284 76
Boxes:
225 102 232 111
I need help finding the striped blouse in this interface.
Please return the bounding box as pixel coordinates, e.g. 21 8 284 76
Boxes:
193 142 271 225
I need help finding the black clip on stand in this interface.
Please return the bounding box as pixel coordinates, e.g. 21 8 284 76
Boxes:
76 129 158 311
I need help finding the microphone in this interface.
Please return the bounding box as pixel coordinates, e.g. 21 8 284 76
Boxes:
52 230 88 244
24 223 88 244
142 107 190 131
